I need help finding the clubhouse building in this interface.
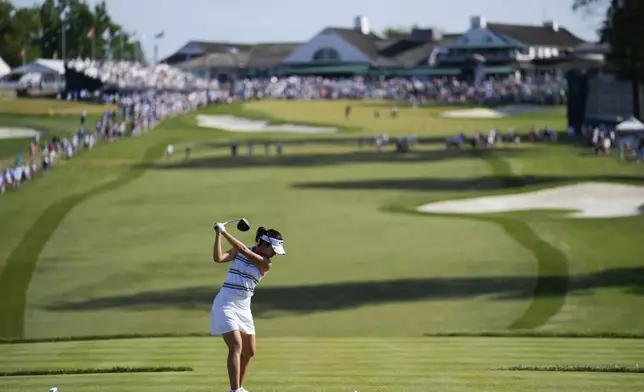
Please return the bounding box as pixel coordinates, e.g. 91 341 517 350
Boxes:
162 15 602 82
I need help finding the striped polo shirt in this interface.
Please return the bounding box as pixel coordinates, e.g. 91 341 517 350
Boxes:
220 248 264 300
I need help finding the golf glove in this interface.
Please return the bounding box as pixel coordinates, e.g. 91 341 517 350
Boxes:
214 223 226 233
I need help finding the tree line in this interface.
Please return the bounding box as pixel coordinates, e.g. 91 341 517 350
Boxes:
0 0 145 68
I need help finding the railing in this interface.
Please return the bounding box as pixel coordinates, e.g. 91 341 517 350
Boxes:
437 52 519 63
0 81 66 91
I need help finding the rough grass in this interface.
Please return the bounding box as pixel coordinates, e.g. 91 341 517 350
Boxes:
0 366 193 377
503 365 644 373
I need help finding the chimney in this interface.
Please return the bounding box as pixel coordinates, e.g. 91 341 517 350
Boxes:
354 15 371 35
470 15 487 29
543 20 559 31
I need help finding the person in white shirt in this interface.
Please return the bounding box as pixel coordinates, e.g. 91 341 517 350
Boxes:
13 166 22 187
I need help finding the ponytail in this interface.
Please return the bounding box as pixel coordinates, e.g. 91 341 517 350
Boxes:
255 226 268 243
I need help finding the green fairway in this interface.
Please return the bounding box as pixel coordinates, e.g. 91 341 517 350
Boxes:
0 98 643 391
240 100 567 134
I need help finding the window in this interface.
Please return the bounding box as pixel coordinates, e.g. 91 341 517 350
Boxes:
312 47 341 62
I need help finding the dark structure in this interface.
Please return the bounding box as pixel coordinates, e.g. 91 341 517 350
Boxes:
162 15 596 80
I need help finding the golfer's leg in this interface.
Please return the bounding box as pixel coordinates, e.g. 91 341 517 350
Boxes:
222 331 243 390
240 333 256 387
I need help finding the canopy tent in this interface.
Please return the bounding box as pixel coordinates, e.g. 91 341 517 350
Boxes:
0 57 10 78
8 59 65 76
616 117 644 132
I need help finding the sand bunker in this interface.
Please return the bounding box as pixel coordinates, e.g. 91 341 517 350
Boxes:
197 115 337 133
417 182 644 219
0 127 40 139
441 105 544 119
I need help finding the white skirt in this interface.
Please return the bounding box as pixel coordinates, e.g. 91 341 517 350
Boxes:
210 291 255 335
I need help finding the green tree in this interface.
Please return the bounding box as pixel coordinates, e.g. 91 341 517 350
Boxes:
0 1 41 67
382 24 421 39
1 0 144 66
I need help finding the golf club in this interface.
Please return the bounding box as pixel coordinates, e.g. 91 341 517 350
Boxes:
218 218 251 232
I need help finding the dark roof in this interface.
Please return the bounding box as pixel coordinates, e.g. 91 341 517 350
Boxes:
187 40 254 54
327 28 462 67
161 40 254 63
246 43 301 68
329 28 384 61
487 23 586 47
376 34 460 67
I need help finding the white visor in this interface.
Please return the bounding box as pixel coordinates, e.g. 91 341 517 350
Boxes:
261 234 286 255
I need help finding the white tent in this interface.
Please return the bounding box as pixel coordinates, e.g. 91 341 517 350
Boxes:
8 59 65 76
616 117 644 132
0 57 10 78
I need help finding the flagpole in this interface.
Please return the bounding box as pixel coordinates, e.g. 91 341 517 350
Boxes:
92 32 96 60
62 23 66 61
154 31 164 65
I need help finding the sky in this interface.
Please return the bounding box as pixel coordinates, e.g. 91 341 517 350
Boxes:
13 0 606 61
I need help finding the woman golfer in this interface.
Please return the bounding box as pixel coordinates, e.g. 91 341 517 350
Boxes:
211 222 285 392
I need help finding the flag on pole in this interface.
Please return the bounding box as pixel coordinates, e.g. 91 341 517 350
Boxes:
154 31 165 39
53 51 58 59
102 29 111 41
88 27 96 60
20 48 26 58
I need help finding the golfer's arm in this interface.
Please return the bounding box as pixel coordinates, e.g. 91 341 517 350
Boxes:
213 233 236 263
221 231 270 270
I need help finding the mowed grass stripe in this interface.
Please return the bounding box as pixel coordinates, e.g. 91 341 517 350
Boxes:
0 142 166 339
2 337 643 369
1 368 643 392
8 329 644 345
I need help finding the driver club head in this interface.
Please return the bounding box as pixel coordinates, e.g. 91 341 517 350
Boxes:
236 218 250 232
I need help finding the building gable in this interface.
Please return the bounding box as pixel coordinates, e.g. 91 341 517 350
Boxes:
452 28 520 47
175 42 207 56
282 29 371 64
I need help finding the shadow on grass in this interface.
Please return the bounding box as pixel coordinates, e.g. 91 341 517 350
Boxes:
43 267 644 315
293 174 644 192
144 148 529 171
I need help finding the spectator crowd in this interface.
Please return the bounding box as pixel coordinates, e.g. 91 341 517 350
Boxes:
60 58 567 106
233 74 566 105
1 90 218 196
